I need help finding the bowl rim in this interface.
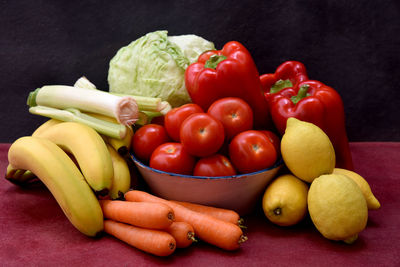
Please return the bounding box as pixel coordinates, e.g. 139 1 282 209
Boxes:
130 153 284 180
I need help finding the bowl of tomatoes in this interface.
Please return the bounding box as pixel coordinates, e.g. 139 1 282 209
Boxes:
130 98 283 215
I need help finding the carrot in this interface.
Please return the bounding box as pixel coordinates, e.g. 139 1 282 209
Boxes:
104 220 176 257
124 190 248 251
99 200 174 230
170 200 243 227
165 221 197 248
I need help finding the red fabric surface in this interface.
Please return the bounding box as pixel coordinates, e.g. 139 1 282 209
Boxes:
0 142 399 266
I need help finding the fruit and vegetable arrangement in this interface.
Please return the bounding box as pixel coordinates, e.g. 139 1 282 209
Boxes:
5 30 381 256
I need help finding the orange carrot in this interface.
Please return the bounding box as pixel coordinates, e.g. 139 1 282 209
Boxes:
170 200 243 226
100 200 174 230
165 221 197 248
124 190 247 251
104 220 176 256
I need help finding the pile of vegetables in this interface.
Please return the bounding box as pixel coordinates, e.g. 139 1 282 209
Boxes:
114 32 353 172
23 29 356 256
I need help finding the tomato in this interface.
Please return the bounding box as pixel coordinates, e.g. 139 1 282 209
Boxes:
260 130 281 157
207 97 253 140
164 103 204 141
229 130 277 173
149 142 196 175
132 124 170 162
180 113 225 157
193 154 237 177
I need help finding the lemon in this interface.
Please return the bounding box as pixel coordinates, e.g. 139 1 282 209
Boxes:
262 174 309 226
281 117 335 183
308 174 368 243
333 168 381 210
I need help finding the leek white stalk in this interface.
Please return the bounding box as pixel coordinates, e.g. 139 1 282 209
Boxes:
27 85 139 126
74 76 172 115
159 101 172 115
74 76 97 90
110 93 164 113
29 106 127 139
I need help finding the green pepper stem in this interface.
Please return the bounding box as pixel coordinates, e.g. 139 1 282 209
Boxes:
204 55 227 69
291 84 310 104
270 79 293 94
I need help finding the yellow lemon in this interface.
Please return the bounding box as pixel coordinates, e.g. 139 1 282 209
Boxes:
281 118 335 183
262 174 309 226
333 168 381 210
308 174 368 244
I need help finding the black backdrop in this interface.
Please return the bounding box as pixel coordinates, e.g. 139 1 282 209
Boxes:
1 0 399 142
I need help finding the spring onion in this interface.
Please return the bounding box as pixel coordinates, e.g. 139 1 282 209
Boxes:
27 85 139 126
29 106 127 139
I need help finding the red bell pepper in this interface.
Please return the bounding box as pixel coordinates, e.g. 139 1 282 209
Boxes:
265 80 354 170
260 61 309 94
185 41 271 129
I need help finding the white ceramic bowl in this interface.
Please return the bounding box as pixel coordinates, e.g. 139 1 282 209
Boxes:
131 154 283 215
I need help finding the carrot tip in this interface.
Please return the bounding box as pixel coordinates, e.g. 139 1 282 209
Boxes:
238 218 247 229
238 235 248 244
167 212 175 221
187 231 198 242
169 242 176 251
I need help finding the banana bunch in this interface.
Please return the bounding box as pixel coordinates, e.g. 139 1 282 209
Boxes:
6 119 132 236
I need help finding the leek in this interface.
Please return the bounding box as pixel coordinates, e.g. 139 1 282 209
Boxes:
74 76 172 115
74 76 97 90
159 101 172 115
27 85 139 126
74 76 168 114
29 106 127 139
110 93 165 113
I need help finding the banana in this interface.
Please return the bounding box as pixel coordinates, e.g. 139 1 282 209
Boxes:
106 144 131 200
5 164 36 185
4 119 62 185
34 121 113 195
85 112 133 155
7 136 104 236
32 118 62 136
107 127 134 155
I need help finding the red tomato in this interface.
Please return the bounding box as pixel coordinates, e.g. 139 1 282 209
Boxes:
132 124 170 162
259 130 281 157
229 130 277 173
164 103 204 141
207 97 253 140
180 113 225 157
193 154 237 177
149 143 196 175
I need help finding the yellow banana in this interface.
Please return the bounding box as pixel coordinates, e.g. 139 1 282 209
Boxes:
85 112 133 155
106 144 131 200
34 121 113 195
5 119 62 185
32 118 62 136
7 136 104 236
5 164 36 185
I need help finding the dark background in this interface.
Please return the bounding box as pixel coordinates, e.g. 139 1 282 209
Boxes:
1 0 399 142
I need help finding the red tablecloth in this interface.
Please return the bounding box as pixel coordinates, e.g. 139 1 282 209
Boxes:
1 142 399 266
